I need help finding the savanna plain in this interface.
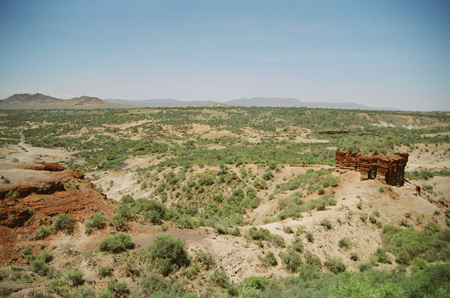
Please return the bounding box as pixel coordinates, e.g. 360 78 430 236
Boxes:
1 106 450 297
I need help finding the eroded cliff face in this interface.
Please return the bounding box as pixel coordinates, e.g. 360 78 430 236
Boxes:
335 150 409 186
0 162 114 264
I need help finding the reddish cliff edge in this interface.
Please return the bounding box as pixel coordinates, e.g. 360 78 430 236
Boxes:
0 162 114 265
335 150 409 186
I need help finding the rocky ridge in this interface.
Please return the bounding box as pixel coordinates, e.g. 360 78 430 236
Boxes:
0 162 114 265
335 150 409 186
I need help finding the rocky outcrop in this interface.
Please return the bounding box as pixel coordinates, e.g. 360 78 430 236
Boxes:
335 150 408 186
0 162 114 264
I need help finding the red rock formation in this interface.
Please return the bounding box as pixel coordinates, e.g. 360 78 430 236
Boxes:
335 150 409 186
0 162 114 265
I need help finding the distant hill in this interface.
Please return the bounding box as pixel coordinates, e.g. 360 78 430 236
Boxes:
1 93 397 110
0 93 133 109
224 97 397 110
105 98 178 105
106 97 397 110
104 98 220 107
2 93 62 104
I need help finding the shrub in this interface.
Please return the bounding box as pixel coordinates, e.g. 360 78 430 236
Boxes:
30 260 49 276
373 248 392 264
231 227 241 236
284 226 294 234
70 286 95 298
305 250 321 267
38 252 53 263
21 246 32 258
110 215 129 231
324 257 346 274
120 194 134 204
306 231 314 243
99 233 134 253
99 266 113 278
65 268 84 286
339 237 352 249
261 252 277 266
51 213 75 233
48 279 68 296
247 227 285 247
350 252 359 261
35 226 49 240
291 237 304 253
196 250 215 270
243 276 269 291
210 269 229 288
253 178 268 190
139 273 168 296
321 218 332 230
360 213 368 223
85 212 106 234
395 248 411 265
107 278 129 297
379 186 385 193
359 262 373 272
147 235 190 276
212 194 223 203
280 251 302 272
262 170 274 181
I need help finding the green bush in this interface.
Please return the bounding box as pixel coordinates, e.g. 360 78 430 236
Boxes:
65 268 84 286
231 227 241 236
99 266 113 278
350 252 359 261
325 257 346 274
70 286 95 298
107 278 129 297
261 252 277 266
30 260 49 276
306 231 314 243
321 218 333 230
139 273 168 296
51 213 75 234
372 248 392 264
243 276 269 291
48 279 68 296
339 237 352 249
35 226 49 240
358 262 373 272
196 250 215 270
110 215 129 231
280 251 302 272
85 212 106 234
99 233 134 253
210 269 229 288
247 227 285 247
38 252 53 263
147 235 190 276
262 170 274 180
253 178 268 190
305 250 321 267
291 237 304 253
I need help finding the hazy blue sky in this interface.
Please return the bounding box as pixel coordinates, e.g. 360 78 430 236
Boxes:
1 1 449 110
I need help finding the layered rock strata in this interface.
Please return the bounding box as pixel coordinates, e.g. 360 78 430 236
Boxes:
335 150 408 186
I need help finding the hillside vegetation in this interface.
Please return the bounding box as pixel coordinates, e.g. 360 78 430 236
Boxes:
0 106 449 297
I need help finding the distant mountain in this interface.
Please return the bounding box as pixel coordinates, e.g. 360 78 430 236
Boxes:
1 93 397 110
223 97 397 110
0 93 130 109
225 97 301 107
104 98 178 105
104 98 220 107
3 93 62 104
